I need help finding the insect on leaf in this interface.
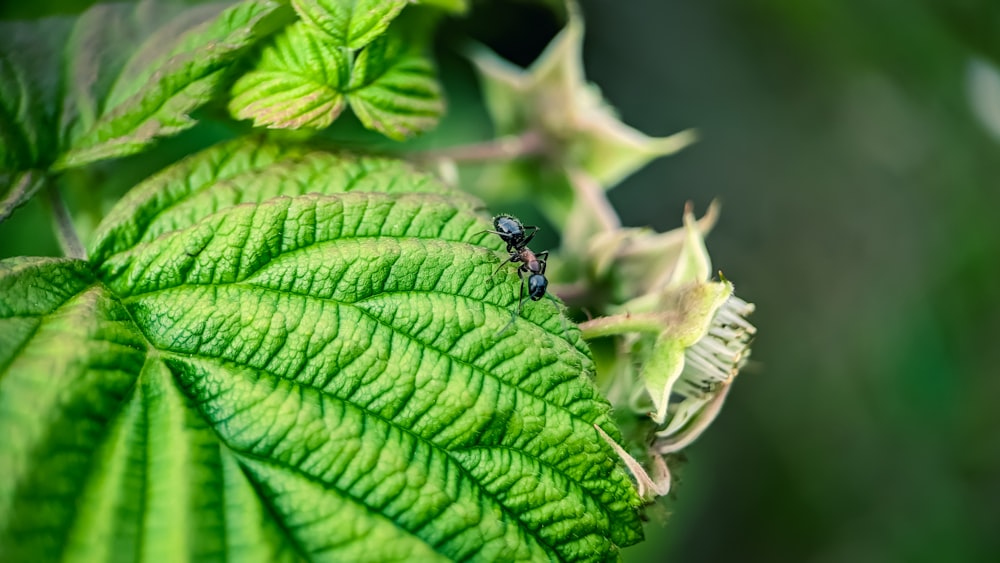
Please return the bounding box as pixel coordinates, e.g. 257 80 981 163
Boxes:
1 139 644 561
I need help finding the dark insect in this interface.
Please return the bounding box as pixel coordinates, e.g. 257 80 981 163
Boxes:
483 213 539 253
479 214 554 334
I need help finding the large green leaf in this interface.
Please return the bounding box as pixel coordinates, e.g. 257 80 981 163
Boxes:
1 139 643 561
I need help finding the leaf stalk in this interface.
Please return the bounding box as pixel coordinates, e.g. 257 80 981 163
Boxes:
44 182 86 260
410 130 547 163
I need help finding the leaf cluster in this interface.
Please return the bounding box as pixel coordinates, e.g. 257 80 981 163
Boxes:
0 1 656 561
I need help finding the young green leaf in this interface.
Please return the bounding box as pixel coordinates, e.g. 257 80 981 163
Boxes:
54 0 293 170
347 32 445 140
2 140 643 561
229 22 350 129
230 23 443 140
292 0 409 49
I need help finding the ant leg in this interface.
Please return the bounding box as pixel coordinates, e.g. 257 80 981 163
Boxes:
496 270 527 336
535 250 549 274
515 268 527 316
491 252 520 277
520 226 539 247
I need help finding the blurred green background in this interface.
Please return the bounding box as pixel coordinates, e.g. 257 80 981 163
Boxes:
576 1 1000 561
3 0 998 561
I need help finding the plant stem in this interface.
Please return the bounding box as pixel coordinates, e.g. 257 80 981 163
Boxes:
0 171 45 223
578 312 665 339
410 130 547 163
45 182 86 260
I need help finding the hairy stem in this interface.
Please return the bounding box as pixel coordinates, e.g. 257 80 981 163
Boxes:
578 313 665 339
410 130 547 163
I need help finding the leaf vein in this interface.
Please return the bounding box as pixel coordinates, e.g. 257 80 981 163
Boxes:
168 354 565 561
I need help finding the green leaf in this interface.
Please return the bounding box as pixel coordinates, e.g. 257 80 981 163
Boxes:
420 0 468 13
0 17 71 174
347 32 445 140
292 0 409 49
54 0 293 170
57 2 189 143
2 139 643 560
0 257 150 562
230 23 443 140
1 1 291 204
229 22 350 129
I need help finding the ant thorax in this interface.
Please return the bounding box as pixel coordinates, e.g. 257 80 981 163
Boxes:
518 248 542 273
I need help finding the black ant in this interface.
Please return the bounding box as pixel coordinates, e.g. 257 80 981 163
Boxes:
485 213 539 253
479 214 554 334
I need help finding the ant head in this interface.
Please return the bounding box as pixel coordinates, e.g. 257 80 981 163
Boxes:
493 214 524 236
527 274 547 301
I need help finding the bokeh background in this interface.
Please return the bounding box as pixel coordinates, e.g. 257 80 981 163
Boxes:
3 0 999 561
575 1 1000 561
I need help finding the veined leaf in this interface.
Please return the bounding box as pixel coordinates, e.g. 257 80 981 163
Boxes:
347 32 445 141
230 23 443 140
0 258 150 562
292 0 409 49
2 140 643 561
54 0 293 170
58 2 191 143
229 22 350 129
